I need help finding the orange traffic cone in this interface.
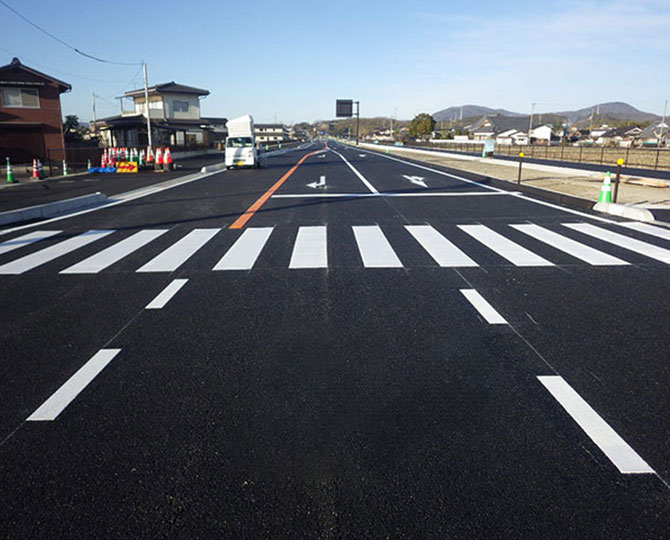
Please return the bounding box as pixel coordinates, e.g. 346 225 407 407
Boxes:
146 146 154 163
32 158 39 178
164 147 172 170
155 147 163 171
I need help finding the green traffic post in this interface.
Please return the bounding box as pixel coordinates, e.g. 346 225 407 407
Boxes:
6 156 16 183
517 152 524 184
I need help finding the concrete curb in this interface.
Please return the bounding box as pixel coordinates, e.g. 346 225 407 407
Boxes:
592 202 655 222
0 192 108 225
200 162 226 173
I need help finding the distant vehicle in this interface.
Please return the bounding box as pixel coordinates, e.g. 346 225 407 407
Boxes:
225 115 258 168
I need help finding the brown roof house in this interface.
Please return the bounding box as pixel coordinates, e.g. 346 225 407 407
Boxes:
0 57 71 162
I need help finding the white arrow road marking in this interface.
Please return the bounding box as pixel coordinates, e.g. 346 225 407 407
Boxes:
403 175 428 188
307 176 327 189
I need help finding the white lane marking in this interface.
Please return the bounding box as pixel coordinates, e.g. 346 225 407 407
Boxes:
0 230 114 274
306 175 327 189
289 226 328 269
0 168 224 238
0 230 62 256
403 175 428 188
352 225 403 268
510 224 629 266
458 224 554 267
330 149 379 194
355 146 503 192
460 289 508 324
538 376 654 474
271 192 519 198
137 228 220 273
27 349 121 421
619 221 670 242
213 227 274 270
563 223 670 264
146 278 189 309
60 229 167 274
345 143 629 223
406 225 478 267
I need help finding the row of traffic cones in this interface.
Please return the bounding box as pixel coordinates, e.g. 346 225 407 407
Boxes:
99 146 173 171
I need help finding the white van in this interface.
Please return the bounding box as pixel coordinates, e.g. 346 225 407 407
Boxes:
225 115 258 168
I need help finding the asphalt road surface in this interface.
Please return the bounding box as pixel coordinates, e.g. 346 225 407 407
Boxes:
0 154 224 214
1 141 669 539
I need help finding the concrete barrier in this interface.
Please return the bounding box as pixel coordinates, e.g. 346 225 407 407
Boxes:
200 162 227 173
593 202 655 222
0 192 108 226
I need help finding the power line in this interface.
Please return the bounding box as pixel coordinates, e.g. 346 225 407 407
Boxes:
0 0 140 66
0 47 122 83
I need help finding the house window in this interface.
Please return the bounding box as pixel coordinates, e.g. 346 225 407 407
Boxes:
173 100 189 113
1 87 40 108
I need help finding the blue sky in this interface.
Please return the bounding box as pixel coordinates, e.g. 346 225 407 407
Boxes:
1 0 668 123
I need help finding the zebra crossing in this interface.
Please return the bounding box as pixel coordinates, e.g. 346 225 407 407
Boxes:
1 221 669 275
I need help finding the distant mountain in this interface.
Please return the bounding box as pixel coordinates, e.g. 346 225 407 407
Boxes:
554 102 659 123
433 105 522 122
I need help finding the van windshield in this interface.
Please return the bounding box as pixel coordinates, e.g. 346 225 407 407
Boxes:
227 137 253 148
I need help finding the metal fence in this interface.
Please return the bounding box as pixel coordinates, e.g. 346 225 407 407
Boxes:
403 141 670 171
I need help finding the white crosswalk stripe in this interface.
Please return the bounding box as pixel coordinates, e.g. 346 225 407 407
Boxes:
618 221 670 242
563 223 670 264
137 228 221 273
61 230 168 274
458 224 554 267
213 227 274 271
0 230 62 256
289 226 328 269
0 230 114 275
1 221 668 275
406 225 478 267
352 225 403 268
510 224 629 266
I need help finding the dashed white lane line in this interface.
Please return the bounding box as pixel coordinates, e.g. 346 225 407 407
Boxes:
27 349 121 421
538 376 654 474
459 289 508 324
146 278 189 309
0 230 62 256
213 227 274 271
330 149 379 194
289 226 328 269
0 230 114 274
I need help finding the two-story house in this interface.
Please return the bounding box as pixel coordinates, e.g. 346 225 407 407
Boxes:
0 57 71 162
93 81 226 148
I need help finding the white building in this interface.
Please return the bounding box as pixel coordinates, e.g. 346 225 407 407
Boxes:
93 82 226 148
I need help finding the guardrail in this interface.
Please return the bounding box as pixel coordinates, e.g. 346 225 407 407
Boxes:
385 140 670 171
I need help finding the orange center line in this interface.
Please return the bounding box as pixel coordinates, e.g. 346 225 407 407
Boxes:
229 144 328 229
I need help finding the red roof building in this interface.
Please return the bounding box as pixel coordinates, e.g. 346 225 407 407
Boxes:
0 57 71 162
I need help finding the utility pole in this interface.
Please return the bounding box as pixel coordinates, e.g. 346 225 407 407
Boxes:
355 101 360 145
91 91 97 136
528 102 536 146
142 61 153 150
